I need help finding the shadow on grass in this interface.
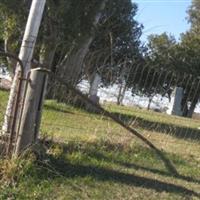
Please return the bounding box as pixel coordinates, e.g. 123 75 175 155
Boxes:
44 104 74 114
86 150 200 185
43 101 186 176
112 112 200 141
37 140 200 198
48 159 199 197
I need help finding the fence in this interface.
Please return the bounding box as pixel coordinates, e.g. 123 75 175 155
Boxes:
0 51 200 166
41 61 200 136
39 63 200 167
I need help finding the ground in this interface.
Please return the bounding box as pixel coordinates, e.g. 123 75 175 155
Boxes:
0 90 200 200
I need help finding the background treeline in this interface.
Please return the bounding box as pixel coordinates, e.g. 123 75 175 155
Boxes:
0 0 200 117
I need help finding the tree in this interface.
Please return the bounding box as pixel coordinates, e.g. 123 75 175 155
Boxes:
0 0 143 108
175 0 200 117
175 32 200 117
142 29 200 117
187 0 200 33
0 1 29 71
88 0 142 80
125 33 176 110
84 0 143 105
0 0 107 97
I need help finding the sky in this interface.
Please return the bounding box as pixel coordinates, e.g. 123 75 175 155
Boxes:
133 0 192 42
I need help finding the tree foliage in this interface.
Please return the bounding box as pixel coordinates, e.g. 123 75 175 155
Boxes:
139 0 200 117
85 0 143 86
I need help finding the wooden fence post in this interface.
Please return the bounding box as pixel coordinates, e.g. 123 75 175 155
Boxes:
14 68 49 156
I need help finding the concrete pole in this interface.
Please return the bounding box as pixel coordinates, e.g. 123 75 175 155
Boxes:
2 0 46 136
14 68 49 155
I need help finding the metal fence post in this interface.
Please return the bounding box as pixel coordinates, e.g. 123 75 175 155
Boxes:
14 68 49 156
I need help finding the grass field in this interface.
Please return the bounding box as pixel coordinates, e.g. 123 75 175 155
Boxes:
0 91 200 199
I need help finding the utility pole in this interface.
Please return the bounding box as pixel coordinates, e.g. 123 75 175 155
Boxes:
2 0 46 152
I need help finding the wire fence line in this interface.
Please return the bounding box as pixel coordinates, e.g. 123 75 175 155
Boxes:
40 58 200 159
0 51 200 159
38 70 200 176
41 68 200 142
0 35 200 200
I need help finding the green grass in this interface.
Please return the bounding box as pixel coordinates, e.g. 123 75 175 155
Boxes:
105 103 200 129
0 91 200 199
0 90 9 127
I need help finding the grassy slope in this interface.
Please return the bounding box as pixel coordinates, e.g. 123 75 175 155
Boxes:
105 103 200 129
0 91 200 199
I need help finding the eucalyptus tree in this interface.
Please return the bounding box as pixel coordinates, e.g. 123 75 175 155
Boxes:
176 34 200 117
141 29 200 117
187 0 200 33
0 0 143 106
38 0 104 71
84 0 143 104
172 0 200 117
124 33 176 110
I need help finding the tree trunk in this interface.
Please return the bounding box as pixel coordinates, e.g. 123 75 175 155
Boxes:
120 83 127 105
39 39 57 99
117 80 126 105
187 103 196 118
58 0 108 87
86 73 101 112
39 41 57 69
117 83 123 105
147 97 153 110
89 73 101 99
181 93 188 117
186 95 199 118
60 37 94 86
